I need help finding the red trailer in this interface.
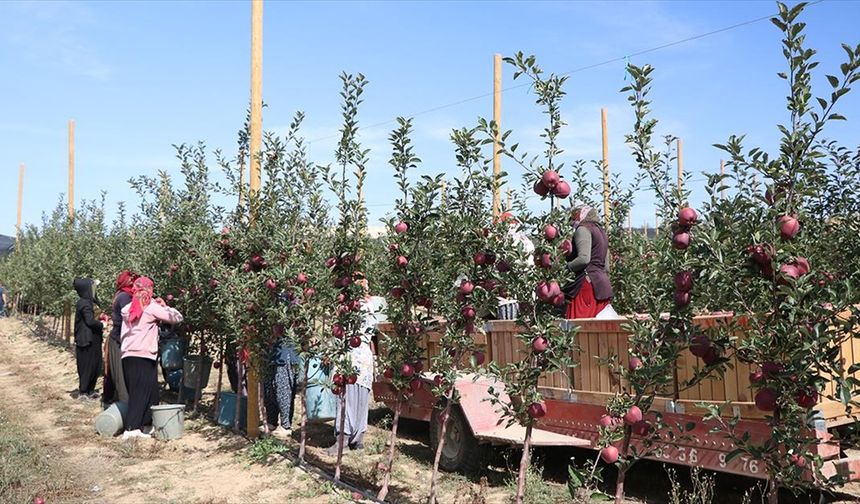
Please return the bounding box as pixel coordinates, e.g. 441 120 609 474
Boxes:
372 315 860 480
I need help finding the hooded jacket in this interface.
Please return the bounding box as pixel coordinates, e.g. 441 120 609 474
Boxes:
73 278 103 347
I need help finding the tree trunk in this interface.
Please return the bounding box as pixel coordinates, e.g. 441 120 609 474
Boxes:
298 359 310 462
234 351 244 432
213 342 225 422
515 422 534 504
429 398 453 504
377 398 403 501
767 479 779 504
614 467 627 504
334 389 348 481
615 428 633 504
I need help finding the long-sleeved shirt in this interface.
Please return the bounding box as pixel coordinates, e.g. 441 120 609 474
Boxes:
121 300 184 360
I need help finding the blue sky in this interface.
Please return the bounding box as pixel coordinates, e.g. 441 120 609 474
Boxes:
1 0 859 236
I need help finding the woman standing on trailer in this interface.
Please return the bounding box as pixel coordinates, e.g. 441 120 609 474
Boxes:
563 203 614 318
120 277 183 440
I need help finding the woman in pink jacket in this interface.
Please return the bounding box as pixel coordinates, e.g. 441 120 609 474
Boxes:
120 277 183 440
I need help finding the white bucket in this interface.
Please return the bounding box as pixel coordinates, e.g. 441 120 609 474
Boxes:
151 404 184 440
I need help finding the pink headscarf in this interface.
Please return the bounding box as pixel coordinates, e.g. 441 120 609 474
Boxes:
128 276 154 324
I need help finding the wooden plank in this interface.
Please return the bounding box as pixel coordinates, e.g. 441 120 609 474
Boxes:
736 359 752 402
598 333 610 393
588 334 600 393
579 333 592 392
676 346 692 400
723 352 739 402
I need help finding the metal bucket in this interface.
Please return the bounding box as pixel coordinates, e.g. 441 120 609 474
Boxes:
151 404 184 440
95 401 128 437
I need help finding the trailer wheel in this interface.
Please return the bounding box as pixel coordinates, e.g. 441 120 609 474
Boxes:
429 405 486 473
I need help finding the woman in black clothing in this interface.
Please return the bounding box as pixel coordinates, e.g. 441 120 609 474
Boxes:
103 270 137 404
73 278 104 400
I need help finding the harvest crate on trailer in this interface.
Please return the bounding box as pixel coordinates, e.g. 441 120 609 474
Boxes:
372 312 860 481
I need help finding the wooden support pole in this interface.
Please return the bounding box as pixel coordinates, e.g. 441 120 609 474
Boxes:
246 0 263 440
643 221 649 238
492 53 502 218
66 119 75 345
68 120 75 218
719 159 726 200
601 108 610 228
676 138 684 198
16 164 24 245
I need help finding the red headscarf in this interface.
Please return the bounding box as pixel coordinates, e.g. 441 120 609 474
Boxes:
128 276 154 324
115 270 138 296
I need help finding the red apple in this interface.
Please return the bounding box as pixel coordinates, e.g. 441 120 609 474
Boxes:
628 357 643 371
795 388 818 409
209 279 220 289
296 272 308 284
332 324 345 338
560 239 573 255
389 287 404 299
433 374 444 387
553 180 571 198
674 271 693 292
333 373 345 386
533 180 549 197
623 405 643 425
459 281 474 295
631 420 650 437
541 170 560 188
394 221 408 234
539 252 553 268
166 294 174 302
496 260 511 273
674 290 691 307
527 402 547 418
598 415 614 428
484 251 497 265
532 336 549 354
690 335 711 358
793 257 810 276
303 287 315 298
672 232 690 250
325 257 337 268
544 224 558 241
383 368 394 379
473 351 485 365
790 454 807 468
678 207 698 227
535 281 551 301
170 264 179 273
265 278 277 290
414 361 424 372
551 293 566 306
749 369 764 383
754 388 778 412
548 281 561 298
600 445 619 464
400 363 415 378
461 305 476 319
221 226 231 235
396 255 408 267
762 362 784 377
409 378 422 391
779 264 801 283
349 336 362 348
702 347 719 365
473 252 487 266
779 215 800 240
346 374 358 385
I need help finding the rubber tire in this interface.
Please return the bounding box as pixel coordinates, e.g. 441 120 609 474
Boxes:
429 405 486 474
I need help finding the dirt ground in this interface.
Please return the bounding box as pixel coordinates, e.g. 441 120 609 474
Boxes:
1 316 859 504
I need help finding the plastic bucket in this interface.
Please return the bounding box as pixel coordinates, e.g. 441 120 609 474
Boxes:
183 355 213 389
165 369 183 392
95 401 128 437
217 391 247 429
160 338 186 371
151 404 184 440
304 357 337 422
